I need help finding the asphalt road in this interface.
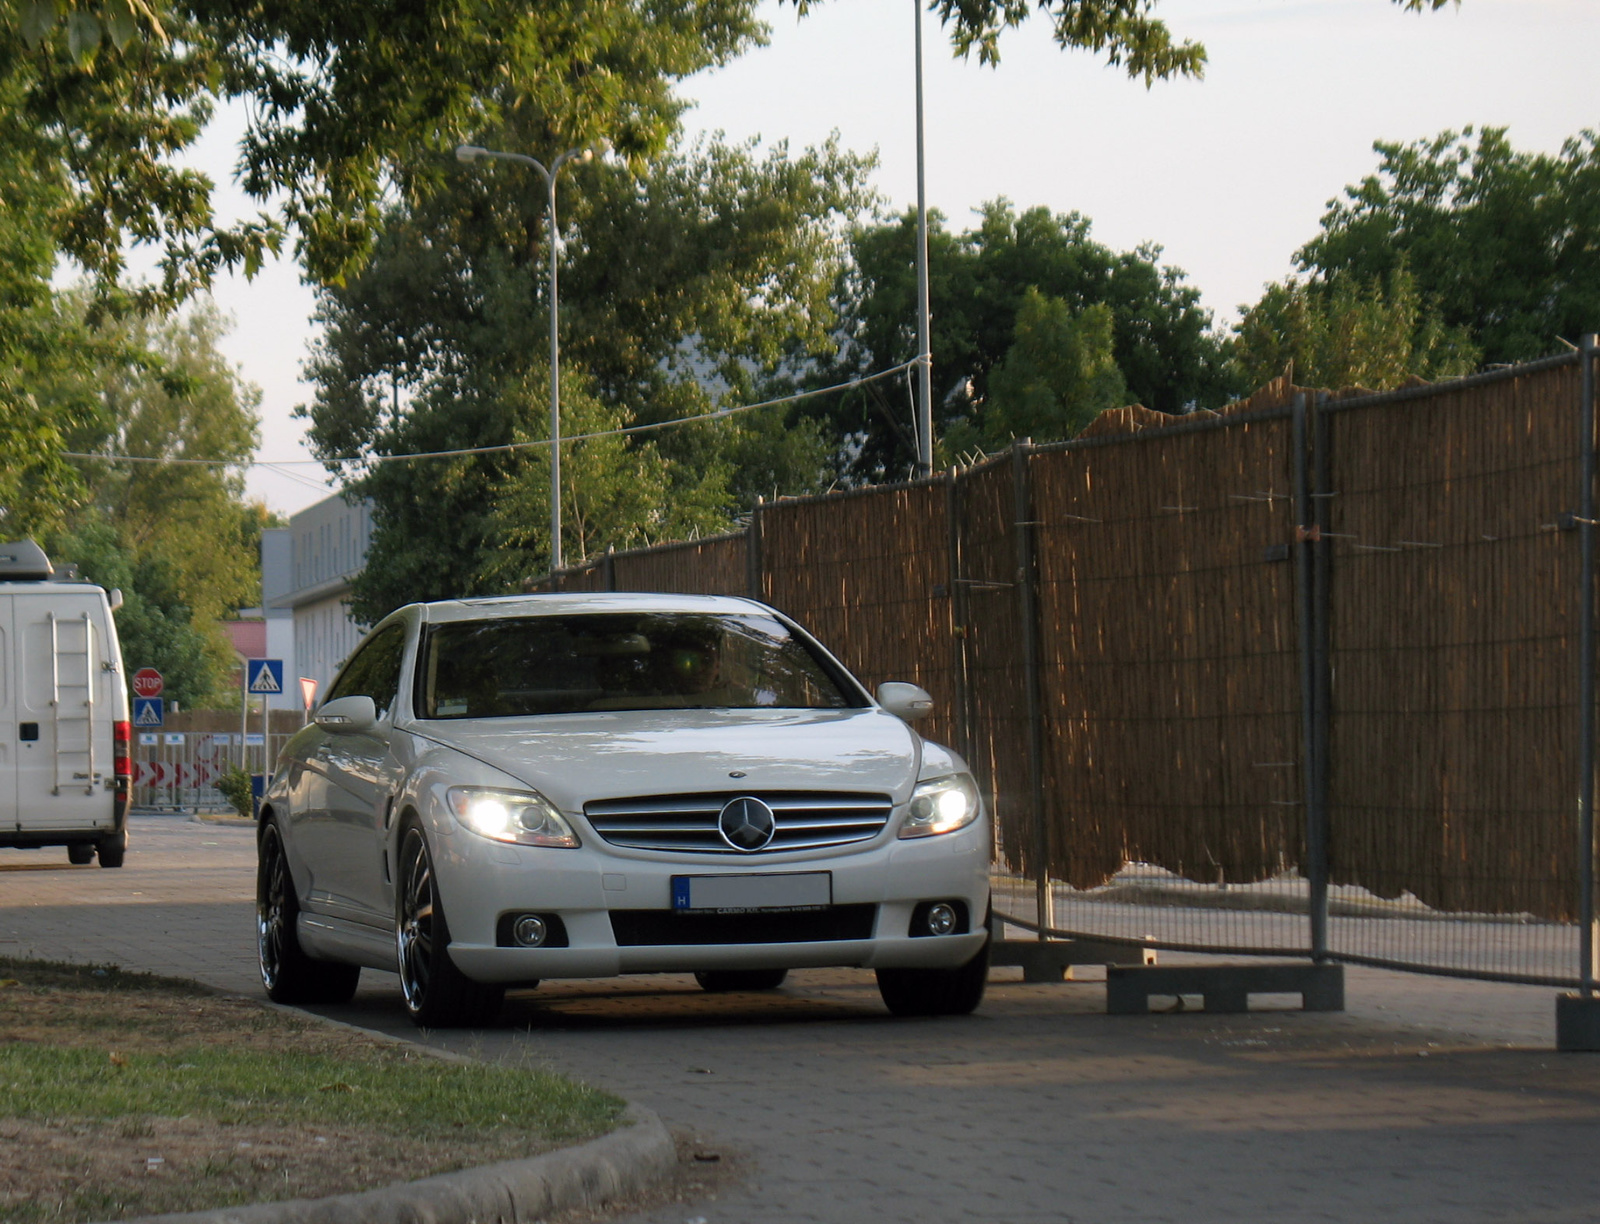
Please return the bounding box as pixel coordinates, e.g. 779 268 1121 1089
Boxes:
4 814 1599 1224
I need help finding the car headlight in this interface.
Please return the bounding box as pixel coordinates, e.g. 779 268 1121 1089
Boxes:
898 774 981 839
446 787 580 848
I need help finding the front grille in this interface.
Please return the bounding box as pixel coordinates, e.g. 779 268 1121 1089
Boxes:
610 904 878 946
583 791 894 854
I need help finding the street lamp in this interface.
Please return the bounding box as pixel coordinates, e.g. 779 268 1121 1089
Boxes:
456 141 596 573
912 0 933 479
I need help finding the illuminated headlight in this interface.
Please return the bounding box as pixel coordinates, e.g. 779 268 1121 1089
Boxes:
898 774 981 839
446 787 579 848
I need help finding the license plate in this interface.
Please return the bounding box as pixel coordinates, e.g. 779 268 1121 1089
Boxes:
671 872 832 913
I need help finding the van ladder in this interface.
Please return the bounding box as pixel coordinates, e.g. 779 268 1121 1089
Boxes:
48 610 97 796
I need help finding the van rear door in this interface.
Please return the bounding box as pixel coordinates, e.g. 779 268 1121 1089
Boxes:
16 592 111 834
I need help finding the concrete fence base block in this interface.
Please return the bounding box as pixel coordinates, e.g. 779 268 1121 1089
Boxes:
1105 962 1345 1015
989 938 1155 983
128 1103 676 1224
1556 993 1600 1051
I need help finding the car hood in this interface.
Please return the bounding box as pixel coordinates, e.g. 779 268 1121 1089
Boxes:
408 707 922 812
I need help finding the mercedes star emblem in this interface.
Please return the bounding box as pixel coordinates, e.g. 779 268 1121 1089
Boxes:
718 796 777 852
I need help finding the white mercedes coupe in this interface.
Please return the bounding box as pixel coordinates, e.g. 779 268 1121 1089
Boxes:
256 593 991 1026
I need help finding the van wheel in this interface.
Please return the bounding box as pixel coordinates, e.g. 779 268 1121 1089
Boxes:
396 821 504 1028
67 843 95 866
96 830 127 869
257 818 360 1004
694 969 789 993
876 938 990 1017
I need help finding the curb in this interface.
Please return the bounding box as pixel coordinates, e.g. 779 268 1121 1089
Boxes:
126 1102 676 1224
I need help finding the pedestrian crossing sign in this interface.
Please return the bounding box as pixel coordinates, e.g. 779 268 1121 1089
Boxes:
247 659 284 695
133 697 164 726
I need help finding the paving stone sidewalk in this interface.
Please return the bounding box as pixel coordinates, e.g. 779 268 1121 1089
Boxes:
4 815 1598 1224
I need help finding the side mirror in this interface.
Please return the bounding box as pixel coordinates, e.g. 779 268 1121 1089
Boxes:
107 589 124 611
314 695 377 734
876 682 935 722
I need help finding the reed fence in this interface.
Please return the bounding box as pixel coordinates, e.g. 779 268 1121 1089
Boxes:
543 344 1600 988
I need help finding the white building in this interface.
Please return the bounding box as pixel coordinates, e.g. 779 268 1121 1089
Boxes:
261 493 374 706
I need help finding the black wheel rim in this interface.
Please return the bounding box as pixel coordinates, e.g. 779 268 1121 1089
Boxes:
397 831 435 1014
257 827 289 990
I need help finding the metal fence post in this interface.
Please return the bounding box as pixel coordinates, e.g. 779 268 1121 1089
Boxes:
1294 394 1332 961
1580 335 1598 995
1012 441 1052 936
746 497 764 601
946 470 974 764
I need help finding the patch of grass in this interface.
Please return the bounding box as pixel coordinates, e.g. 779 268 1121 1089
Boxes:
0 958 623 1222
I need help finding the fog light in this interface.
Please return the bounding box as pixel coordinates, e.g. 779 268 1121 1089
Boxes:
926 902 958 936
512 914 548 947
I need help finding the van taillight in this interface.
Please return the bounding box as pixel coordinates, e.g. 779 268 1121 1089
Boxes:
113 720 131 778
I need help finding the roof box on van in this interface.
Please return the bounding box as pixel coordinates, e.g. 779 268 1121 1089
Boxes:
0 540 55 581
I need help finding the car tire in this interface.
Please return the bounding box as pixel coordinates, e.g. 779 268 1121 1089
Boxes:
257 818 361 1005
67 843 95 866
396 820 504 1028
694 969 789 993
95 830 127 869
876 937 990 1018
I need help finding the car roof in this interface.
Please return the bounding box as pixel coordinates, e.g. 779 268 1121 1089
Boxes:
413 592 771 625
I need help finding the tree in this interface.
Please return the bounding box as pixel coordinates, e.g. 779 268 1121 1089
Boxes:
793 0 1454 80
303 136 873 623
1232 267 1479 392
38 299 266 706
945 290 1126 452
1295 127 1600 364
823 200 1231 481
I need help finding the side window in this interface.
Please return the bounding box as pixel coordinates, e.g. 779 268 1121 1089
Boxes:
323 624 408 721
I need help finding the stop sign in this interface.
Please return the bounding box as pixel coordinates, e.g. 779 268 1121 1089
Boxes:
132 668 164 699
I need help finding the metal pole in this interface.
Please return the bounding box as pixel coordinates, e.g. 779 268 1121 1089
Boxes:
912 0 933 477
747 497 765 601
945 470 972 764
1012 441 1051 936
1580 334 1598 995
1311 393 1334 963
238 663 247 771
1293 394 1329 962
547 167 563 573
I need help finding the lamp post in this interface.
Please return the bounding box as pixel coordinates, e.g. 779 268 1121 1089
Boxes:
912 0 933 478
456 142 594 573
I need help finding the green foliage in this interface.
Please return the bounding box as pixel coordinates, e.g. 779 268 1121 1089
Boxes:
825 200 1231 480
946 290 1126 451
1232 267 1480 392
215 765 253 816
791 0 1205 80
304 136 871 624
212 0 764 286
36 301 265 708
1295 127 1600 364
794 0 1453 81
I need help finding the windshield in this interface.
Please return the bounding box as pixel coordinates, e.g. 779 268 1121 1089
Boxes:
417 612 861 719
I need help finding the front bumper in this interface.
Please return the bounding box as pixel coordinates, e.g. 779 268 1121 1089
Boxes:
431 816 991 983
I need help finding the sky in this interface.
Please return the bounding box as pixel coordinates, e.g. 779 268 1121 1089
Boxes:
185 0 1600 516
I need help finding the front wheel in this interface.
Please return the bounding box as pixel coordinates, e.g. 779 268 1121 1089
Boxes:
257 819 360 1005
876 938 990 1018
695 969 789 993
396 822 504 1028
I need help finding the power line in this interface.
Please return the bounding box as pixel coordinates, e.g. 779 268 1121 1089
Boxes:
60 358 919 470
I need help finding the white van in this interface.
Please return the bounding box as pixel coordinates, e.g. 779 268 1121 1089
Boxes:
0 540 131 867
